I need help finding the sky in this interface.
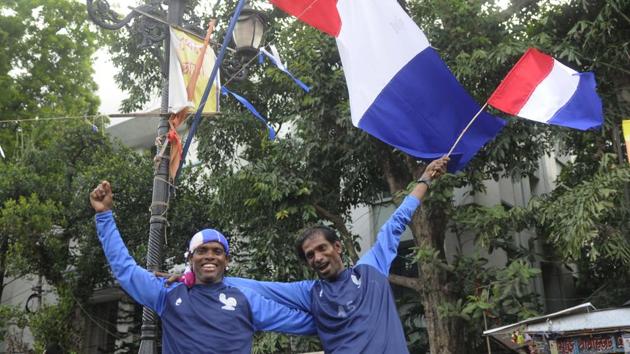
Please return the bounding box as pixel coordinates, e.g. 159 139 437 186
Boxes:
92 0 141 125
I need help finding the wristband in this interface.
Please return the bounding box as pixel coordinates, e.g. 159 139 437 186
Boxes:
416 176 432 188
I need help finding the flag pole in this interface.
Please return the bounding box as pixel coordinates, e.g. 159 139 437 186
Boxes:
176 0 248 182
445 102 488 158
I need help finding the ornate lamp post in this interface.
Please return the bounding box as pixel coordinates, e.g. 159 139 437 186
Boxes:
86 1 266 353
232 4 267 57
221 3 267 83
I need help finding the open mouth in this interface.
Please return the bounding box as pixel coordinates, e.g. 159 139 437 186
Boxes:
316 262 330 274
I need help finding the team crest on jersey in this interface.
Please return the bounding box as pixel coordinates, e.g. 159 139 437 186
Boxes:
351 274 361 288
219 293 237 311
175 297 182 306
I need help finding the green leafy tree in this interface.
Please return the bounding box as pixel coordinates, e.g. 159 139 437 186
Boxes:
0 0 100 158
0 117 217 351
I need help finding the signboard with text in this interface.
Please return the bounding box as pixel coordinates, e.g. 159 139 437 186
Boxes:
530 333 630 354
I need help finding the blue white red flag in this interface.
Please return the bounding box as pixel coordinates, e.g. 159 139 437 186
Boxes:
270 0 505 170
488 48 603 131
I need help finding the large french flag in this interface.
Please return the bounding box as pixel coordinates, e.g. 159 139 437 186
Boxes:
270 0 505 171
488 48 603 130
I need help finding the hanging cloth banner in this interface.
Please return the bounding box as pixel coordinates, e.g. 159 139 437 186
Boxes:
623 120 630 164
259 45 311 93
168 27 220 115
167 22 219 180
221 86 276 140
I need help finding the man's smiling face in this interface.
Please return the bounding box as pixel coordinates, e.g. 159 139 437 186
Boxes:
302 232 344 281
190 242 229 284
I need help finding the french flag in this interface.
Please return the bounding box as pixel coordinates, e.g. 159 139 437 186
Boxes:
270 0 505 171
488 48 603 130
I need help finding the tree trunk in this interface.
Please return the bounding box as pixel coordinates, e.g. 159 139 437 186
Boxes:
0 235 8 300
410 207 468 354
380 150 468 353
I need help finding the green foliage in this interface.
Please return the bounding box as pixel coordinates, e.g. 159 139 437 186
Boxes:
461 260 540 322
0 0 100 159
27 287 77 352
0 195 64 281
538 155 630 263
397 295 429 353
0 305 27 339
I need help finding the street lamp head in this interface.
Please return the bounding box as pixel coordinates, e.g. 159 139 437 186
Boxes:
232 3 267 58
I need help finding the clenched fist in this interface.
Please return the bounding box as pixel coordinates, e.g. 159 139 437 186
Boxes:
90 181 113 213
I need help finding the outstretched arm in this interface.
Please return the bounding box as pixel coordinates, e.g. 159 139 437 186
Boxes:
91 181 170 314
356 157 449 275
225 277 314 313
240 287 317 335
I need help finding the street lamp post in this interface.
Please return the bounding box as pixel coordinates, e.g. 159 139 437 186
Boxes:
86 0 267 352
87 1 185 352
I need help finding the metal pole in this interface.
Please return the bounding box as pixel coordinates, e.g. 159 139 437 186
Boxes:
137 1 185 353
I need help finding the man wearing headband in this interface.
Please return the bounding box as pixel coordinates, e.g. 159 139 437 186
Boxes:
90 181 315 354
172 157 449 353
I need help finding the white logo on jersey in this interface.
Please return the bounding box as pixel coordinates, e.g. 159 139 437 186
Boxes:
219 293 237 311
337 305 347 318
175 297 182 306
351 274 361 288
337 301 356 318
319 288 323 298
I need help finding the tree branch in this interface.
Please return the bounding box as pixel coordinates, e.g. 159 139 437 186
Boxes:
389 273 422 292
498 0 538 21
313 204 359 262
381 155 409 202
404 155 426 180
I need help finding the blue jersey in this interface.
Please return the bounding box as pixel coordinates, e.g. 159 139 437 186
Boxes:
227 195 421 353
95 211 316 354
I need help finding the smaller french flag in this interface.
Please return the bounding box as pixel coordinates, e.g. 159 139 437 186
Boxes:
488 48 603 130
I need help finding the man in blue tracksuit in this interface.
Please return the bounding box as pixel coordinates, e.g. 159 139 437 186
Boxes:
219 157 449 353
90 181 316 354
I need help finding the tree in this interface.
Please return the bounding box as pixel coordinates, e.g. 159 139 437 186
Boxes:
0 0 100 158
0 0 104 302
0 117 218 351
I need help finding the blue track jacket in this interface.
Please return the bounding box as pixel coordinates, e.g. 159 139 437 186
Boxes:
226 195 421 353
95 211 316 354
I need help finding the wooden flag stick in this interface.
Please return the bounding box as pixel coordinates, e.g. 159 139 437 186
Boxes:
187 19 217 100
445 102 489 158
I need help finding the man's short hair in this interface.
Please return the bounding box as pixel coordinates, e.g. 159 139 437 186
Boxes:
296 225 340 261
